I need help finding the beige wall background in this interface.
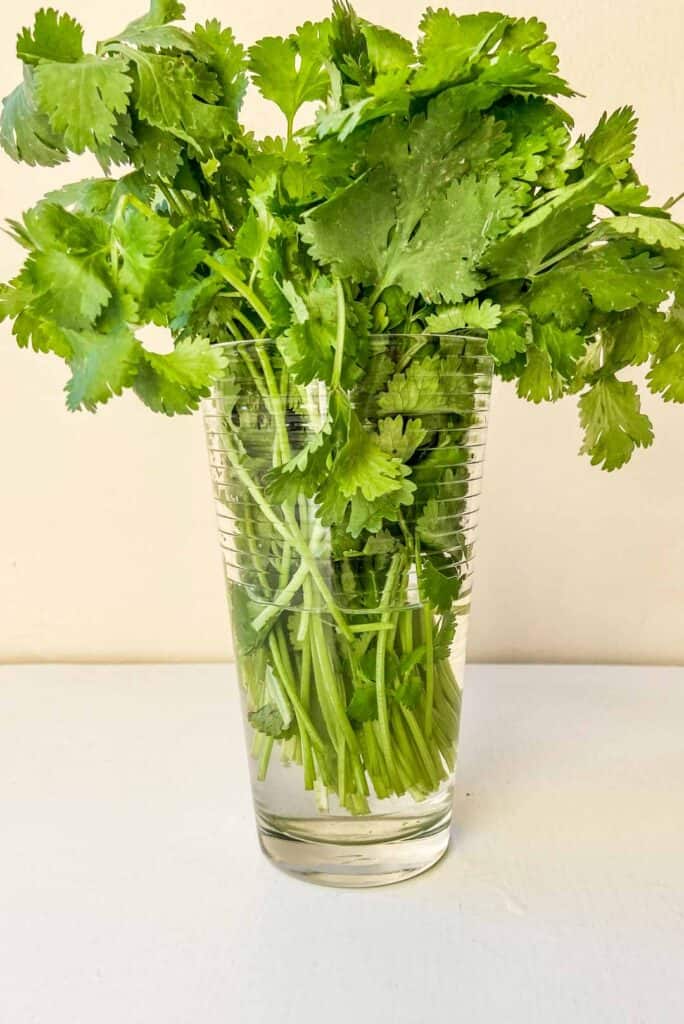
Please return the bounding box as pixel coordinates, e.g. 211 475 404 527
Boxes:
1 0 682 664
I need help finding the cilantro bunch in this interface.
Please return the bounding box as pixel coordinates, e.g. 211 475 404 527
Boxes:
1 1 682 466
1 2 683 813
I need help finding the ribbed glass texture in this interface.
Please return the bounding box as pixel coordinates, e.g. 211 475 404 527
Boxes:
203 334 493 886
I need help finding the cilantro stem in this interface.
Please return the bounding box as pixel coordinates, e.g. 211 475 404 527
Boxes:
375 552 404 775
268 628 326 754
205 255 272 329
331 277 346 390
423 601 435 738
251 559 309 632
221 424 354 641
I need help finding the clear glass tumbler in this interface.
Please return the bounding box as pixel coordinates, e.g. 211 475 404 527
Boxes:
203 334 492 886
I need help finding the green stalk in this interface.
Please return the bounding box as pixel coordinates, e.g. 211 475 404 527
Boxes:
221 427 354 641
375 552 404 775
299 632 315 790
423 601 435 738
206 255 272 329
331 278 346 391
268 631 327 755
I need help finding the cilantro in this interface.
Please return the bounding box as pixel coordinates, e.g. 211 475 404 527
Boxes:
347 686 378 723
34 56 132 155
579 377 654 471
249 22 330 133
420 554 462 612
17 9 85 65
1 0 683 815
249 704 292 739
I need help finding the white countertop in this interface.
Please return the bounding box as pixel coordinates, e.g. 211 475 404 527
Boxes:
1 663 683 1023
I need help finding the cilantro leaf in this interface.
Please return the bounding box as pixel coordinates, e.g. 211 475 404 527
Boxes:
579 377 654 470
329 413 410 502
606 214 684 250
248 703 292 739
584 107 637 174
347 686 378 723
249 21 330 130
17 8 84 65
318 412 415 536
64 321 142 412
192 21 247 120
516 345 563 402
395 674 423 710
413 10 510 93
118 0 186 35
647 306 684 403
134 338 226 414
34 55 132 154
425 299 501 333
377 417 428 461
420 553 462 612
361 24 414 74
606 307 666 368
304 169 514 303
0 73 67 166
487 309 530 363
125 49 229 154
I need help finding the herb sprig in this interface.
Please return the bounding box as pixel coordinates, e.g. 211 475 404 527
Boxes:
1 1 682 469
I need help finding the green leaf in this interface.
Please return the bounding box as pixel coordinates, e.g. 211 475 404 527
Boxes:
391 174 514 302
302 168 395 285
361 24 414 74
534 320 585 380
425 298 502 333
331 413 409 502
420 554 462 613
304 169 514 303
584 107 637 173
579 376 654 470
516 346 563 402
0 73 67 166
64 321 142 412
134 338 226 414
126 49 228 153
17 8 84 65
647 306 684 403
606 214 684 250
131 123 183 180
530 244 675 323
34 55 132 154
377 416 428 461
377 354 474 416
433 610 456 661
118 0 186 35
192 20 247 120
483 203 594 280
347 686 378 724
249 21 330 128
279 277 369 387
265 421 332 502
19 204 113 328
248 703 291 739
487 309 530 362
413 10 510 93
648 352 684 403
31 250 111 327
607 307 666 368
395 674 423 710
318 414 415 536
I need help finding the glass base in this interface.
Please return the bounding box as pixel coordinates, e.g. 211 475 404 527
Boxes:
256 807 452 888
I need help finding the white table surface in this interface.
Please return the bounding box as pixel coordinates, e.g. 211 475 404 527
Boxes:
1 663 683 1023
